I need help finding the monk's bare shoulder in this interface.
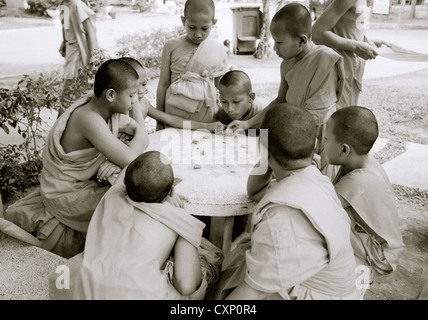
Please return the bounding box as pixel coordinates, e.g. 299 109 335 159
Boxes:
163 36 187 54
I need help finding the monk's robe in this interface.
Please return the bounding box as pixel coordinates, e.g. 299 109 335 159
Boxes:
3 96 142 258
207 165 361 300
165 36 228 123
333 157 404 278
324 0 368 109
49 183 223 300
283 44 344 175
61 0 98 80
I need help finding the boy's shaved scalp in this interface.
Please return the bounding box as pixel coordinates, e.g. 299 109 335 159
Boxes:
118 57 144 70
219 70 252 93
330 106 379 155
94 59 139 97
125 151 174 203
184 0 215 18
262 104 316 166
272 2 312 38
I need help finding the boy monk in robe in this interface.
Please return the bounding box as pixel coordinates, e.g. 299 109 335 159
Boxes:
226 2 344 175
156 0 228 130
50 151 219 300
4 59 148 258
207 104 360 300
324 106 404 292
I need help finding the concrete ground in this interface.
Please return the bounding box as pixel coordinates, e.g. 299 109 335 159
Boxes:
0 1 427 300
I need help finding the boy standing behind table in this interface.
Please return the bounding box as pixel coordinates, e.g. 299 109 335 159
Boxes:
156 0 228 131
226 3 345 175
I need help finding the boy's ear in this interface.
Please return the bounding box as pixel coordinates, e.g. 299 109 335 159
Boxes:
212 18 217 26
180 16 186 25
249 92 256 101
299 34 309 45
340 144 351 157
105 89 116 103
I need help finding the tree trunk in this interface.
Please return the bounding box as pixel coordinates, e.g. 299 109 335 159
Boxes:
409 0 417 19
254 0 273 59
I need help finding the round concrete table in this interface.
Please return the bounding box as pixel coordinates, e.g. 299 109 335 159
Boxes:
145 128 264 254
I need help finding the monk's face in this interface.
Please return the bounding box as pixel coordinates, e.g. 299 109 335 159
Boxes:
270 21 302 60
181 9 216 45
218 84 253 120
324 118 343 166
115 80 139 115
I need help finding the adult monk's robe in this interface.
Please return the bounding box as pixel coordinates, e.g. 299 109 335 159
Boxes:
207 166 360 300
61 0 98 80
49 183 222 300
165 36 228 123
333 157 404 277
4 96 142 258
324 0 368 109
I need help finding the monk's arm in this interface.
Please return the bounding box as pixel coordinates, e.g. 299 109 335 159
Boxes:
172 237 202 296
247 161 273 202
156 41 173 130
82 115 144 168
312 0 377 60
147 106 224 132
82 18 98 64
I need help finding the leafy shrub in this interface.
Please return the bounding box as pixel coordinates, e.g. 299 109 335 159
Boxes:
26 0 61 16
0 72 61 200
115 25 186 77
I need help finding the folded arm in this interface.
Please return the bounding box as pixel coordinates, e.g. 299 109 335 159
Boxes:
82 114 146 168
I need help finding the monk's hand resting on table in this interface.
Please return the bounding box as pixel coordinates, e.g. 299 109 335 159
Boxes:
205 121 226 132
225 120 249 135
97 159 121 182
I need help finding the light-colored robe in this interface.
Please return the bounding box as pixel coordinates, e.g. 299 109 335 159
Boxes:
283 44 344 174
165 36 228 123
324 0 368 109
61 0 98 80
333 158 405 276
49 183 222 300
3 96 134 257
208 165 360 300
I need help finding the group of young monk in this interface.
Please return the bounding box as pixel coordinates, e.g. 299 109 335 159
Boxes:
3 0 404 300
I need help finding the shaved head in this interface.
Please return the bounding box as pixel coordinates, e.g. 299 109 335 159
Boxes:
271 2 312 38
219 70 252 93
125 151 174 203
184 0 215 18
330 106 379 155
262 103 316 167
94 59 139 97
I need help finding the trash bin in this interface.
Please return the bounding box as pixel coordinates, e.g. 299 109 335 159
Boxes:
230 5 263 55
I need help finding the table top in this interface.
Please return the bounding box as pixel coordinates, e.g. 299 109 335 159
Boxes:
146 128 262 217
